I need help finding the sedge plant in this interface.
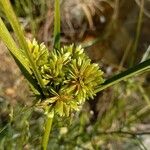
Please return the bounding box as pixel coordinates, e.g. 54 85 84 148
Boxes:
0 0 150 149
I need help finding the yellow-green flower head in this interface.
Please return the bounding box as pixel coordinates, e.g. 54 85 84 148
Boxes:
27 39 104 117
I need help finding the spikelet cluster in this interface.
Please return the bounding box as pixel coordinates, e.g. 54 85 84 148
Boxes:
27 39 104 116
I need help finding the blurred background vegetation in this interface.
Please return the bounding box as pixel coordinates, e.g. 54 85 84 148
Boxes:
0 0 150 149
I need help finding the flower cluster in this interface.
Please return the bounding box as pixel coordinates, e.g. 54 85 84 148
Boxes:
27 39 104 116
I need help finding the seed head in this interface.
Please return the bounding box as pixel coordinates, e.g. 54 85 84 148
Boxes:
27 39 104 117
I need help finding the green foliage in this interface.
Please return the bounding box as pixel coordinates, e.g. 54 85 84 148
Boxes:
27 40 104 117
96 58 150 93
0 0 150 149
0 0 45 92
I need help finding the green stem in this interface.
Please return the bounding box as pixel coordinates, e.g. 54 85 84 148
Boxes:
54 0 60 50
96 59 150 92
42 114 54 150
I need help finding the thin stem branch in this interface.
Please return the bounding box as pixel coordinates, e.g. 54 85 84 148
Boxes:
119 39 133 70
135 136 148 150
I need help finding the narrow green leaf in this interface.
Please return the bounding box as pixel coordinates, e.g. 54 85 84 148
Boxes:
0 18 41 93
0 18 29 72
0 0 28 52
0 0 45 90
96 59 150 92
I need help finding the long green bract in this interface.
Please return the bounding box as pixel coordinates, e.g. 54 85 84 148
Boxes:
0 0 45 90
96 59 150 92
0 18 41 93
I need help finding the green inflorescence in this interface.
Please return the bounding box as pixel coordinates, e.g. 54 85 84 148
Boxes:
27 39 104 117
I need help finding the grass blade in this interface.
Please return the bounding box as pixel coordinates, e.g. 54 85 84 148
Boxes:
0 0 45 90
96 59 150 92
0 18 41 93
0 18 30 72
54 0 60 50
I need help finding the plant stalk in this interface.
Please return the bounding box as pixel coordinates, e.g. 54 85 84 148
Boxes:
42 114 54 150
42 1 61 148
54 0 61 50
130 0 144 66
